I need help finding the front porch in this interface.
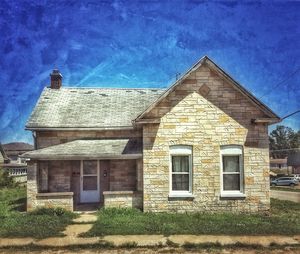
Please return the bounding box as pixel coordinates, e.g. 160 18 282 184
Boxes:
24 139 143 211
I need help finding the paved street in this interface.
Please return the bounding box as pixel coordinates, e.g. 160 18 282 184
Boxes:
271 190 300 203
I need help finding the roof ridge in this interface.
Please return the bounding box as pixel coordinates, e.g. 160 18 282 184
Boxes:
46 87 166 90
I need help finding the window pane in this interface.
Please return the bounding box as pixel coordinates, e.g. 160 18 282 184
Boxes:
223 156 239 172
223 174 240 191
172 156 189 172
172 174 189 191
83 176 97 190
83 160 97 175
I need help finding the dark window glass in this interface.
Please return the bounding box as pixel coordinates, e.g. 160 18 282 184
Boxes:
172 156 189 172
172 174 189 191
223 156 239 172
223 174 240 191
171 155 190 191
83 160 97 175
222 155 240 191
83 176 97 190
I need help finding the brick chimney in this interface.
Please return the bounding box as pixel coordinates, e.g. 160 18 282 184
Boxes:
50 69 62 89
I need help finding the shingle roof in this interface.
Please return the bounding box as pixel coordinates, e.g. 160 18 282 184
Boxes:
26 88 164 129
21 138 142 160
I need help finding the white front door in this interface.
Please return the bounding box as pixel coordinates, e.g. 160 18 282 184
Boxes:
80 160 100 203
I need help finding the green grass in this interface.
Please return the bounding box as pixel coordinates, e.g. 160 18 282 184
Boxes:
271 186 300 192
0 186 77 238
84 199 300 236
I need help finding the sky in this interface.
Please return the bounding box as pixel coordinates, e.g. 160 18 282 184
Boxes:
0 0 299 144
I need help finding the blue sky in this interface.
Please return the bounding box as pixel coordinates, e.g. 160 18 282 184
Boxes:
0 0 299 144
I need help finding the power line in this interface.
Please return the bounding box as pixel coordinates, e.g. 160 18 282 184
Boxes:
259 66 300 99
270 148 300 152
281 110 300 121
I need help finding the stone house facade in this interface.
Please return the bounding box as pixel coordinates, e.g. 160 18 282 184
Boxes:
23 56 280 213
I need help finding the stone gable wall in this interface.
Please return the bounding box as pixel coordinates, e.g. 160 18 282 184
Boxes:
142 64 270 213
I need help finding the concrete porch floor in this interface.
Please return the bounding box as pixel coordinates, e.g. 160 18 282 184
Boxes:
74 203 101 213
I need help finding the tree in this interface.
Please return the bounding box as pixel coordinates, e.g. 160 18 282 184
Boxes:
269 125 300 158
0 167 15 187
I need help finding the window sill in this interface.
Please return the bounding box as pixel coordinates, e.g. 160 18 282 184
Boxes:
168 193 194 201
220 192 246 199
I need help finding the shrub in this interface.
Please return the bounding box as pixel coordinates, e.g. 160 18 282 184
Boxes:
29 207 73 217
0 169 15 188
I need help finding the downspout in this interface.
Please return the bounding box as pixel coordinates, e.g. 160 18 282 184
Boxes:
32 131 37 150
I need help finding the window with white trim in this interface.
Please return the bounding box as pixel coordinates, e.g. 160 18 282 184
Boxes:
170 145 192 195
220 145 244 197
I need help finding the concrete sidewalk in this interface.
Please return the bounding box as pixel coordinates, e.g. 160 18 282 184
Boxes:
1 233 300 248
271 190 300 203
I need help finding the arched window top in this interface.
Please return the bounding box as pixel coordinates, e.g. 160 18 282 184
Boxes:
220 145 243 155
170 145 192 155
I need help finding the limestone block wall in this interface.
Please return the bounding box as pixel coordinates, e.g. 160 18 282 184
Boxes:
36 129 142 149
35 193 73 211
48 161 71 192
109 160 137 191
142 64 270 213
103 191 143 209
27 161 74 211
136 158 143 191
27 161 38 211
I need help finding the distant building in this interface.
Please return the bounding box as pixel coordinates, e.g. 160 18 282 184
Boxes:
3 142 33 163
270 158 288 171
288 151 300 174
0 142 33 182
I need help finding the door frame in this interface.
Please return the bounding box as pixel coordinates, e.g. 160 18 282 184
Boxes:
80 160 100 203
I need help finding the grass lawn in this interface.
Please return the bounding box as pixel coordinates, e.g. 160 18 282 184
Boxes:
0 186 77 238
271 186 300 192
84 198 300 236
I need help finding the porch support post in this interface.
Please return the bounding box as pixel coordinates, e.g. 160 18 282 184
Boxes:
136 158 143 191
39 162 48 192
27 160 38 211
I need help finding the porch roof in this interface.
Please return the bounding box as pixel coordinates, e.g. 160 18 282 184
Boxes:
21 139 142 160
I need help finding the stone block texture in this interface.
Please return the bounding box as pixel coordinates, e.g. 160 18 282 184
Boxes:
36 129 141 149
142 64 270 213
103 191 143 209
110 160 137 191
27 161 73 211
35 194 73 211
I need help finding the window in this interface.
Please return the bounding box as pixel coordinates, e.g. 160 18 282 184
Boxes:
220 145 245 197
169 145 192 196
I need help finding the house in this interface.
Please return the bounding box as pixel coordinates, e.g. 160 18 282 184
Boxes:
288 151 300 174
22 56 280 213
0 143 31 182
270 158 288 170
3 142 33 163
270 158 291 175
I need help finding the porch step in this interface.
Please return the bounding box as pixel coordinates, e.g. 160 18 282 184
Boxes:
73 213 98 223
